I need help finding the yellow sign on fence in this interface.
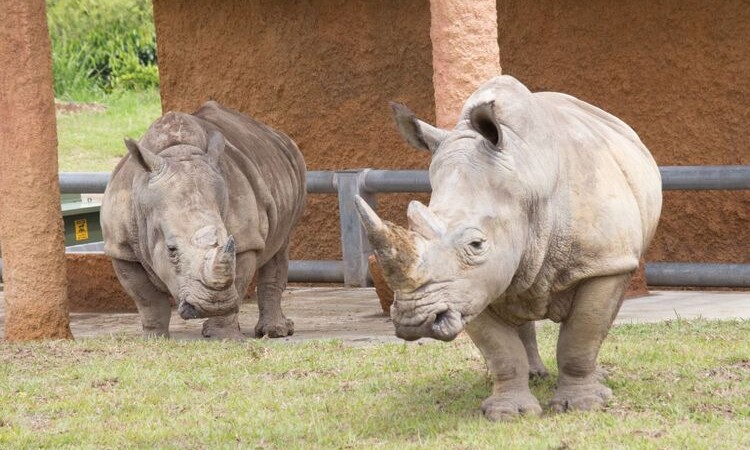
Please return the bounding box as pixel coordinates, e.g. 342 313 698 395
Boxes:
74 218 89 241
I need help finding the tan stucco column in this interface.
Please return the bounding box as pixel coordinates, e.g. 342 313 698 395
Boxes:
0 0 72 340
430 0 501 128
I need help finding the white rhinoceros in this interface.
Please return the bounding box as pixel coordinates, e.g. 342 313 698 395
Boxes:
355 75 662 420
102 101 305 340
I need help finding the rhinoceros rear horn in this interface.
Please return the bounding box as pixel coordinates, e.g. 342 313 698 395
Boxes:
124 138 165 173
407 201 445 240
223 235 235 254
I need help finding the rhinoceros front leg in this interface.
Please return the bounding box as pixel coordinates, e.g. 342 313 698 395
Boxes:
519 321 549 379
254 243 294 338
550 273 630 412
112 258 172 338
466 309 542 421
202 251 257 340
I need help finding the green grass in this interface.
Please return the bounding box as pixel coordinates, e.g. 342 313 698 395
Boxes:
56 89 161 172
1 320 750 449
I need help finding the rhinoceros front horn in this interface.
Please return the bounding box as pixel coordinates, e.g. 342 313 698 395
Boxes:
354 196 389 248
201 235 236 291
354 196 421 291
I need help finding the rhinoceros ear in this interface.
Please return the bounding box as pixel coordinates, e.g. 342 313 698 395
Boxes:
389 102 448 154
124 138 164 173
469 101 502 148
206 130 225 167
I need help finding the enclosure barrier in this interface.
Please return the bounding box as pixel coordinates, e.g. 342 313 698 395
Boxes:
1 166 749 287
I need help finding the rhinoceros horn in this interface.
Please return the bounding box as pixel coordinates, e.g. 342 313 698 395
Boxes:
201 235 236 291
407 200 445 240
354 196 423 291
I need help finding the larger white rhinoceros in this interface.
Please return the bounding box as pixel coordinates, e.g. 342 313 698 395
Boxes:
355 75 662 420
102 101 305 340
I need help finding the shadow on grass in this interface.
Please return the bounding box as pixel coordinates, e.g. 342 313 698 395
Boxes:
343 363 563 440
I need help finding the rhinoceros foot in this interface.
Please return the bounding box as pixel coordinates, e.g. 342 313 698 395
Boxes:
549 379 612 413
480 391 542 421
202 316 245 341
528 363 550 380
254 317 294 338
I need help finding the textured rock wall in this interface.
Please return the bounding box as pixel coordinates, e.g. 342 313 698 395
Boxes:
497 0 750 267
152 0 435 262
153 0 748 277
0 0 72 340
66 254 136 312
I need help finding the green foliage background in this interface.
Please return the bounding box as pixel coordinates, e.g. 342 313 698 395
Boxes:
46 0 158 99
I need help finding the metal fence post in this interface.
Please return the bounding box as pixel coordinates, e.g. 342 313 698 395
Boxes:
335 169 375 287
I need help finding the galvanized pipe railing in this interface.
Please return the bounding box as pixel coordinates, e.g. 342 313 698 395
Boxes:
2 166 748 286
646 263 750 288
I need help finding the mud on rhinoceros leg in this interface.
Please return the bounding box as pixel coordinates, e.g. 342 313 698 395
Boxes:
202 251 257 341
550 273 630 413
466 309 542 421
254 242 294 338
112 258 172 338
519 321 549 379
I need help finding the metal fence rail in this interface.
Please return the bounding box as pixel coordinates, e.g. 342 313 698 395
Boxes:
646 263 750 288
58 165 750 194
2 166 748 287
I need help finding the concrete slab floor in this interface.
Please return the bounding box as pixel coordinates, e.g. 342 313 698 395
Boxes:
0 288 748 344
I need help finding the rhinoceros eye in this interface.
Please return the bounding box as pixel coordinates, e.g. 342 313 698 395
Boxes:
469 240 484 250
459 229 489 264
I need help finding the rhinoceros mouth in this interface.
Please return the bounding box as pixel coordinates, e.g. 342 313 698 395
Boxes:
393 309 465 342
392 287 466 341
176 281 239 320
177 299 239 320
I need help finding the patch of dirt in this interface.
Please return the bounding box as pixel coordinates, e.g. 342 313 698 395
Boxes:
91 377 119 392
703 360 750 382
0 288 400 345
55 100 106 115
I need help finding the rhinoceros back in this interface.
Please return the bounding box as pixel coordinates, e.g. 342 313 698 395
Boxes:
102 101 305 264
192 101 306 260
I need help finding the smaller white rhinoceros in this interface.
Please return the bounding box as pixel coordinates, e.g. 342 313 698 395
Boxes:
102 101 305 340
355 76 662 420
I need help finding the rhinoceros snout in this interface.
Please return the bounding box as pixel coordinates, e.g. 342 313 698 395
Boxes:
178 301 200 320
393 309 463 342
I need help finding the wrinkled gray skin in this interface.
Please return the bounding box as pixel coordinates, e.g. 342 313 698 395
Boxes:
355 76 661 420
102 101 305 340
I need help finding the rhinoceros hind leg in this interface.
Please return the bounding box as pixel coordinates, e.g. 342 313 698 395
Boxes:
519 321 549 379
112 258 172 338
550 273 630 412
466 308 541 421
255 243 294 338
202 313 244 340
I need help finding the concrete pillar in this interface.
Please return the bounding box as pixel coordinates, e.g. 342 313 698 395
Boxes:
429 0 502 128
0 0 72 340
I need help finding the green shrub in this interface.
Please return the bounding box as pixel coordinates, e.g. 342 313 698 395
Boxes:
46 0 158 99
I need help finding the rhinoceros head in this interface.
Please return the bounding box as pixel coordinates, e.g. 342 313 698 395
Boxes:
125 130 240 320
357 77 546 341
